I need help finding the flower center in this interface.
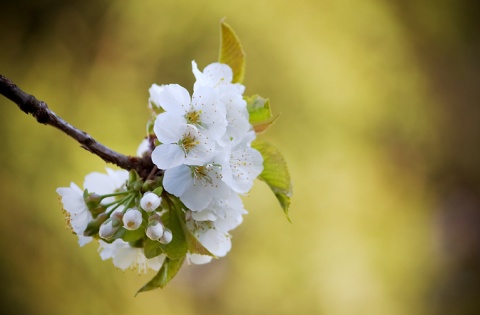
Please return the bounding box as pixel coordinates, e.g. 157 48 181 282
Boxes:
179 131 200 154
185 110 202 125
192 165 214 185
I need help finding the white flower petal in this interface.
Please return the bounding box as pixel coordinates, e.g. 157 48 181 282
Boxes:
192 61 233 88
151 143 186 169
181 184 214 211
98 239 165 273
187 253 213 265
191 208 218 221
163 165 194 197
154 84 191 114
154 113 187 144
137 138 151 157
198 229 231 257
221 136 264 194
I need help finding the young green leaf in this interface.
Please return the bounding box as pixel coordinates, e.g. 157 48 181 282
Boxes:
252 140 292 219
245 94 278 133
136 256 185 294
219 19 245 83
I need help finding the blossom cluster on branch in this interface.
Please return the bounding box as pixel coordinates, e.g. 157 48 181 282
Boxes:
54 21 291 292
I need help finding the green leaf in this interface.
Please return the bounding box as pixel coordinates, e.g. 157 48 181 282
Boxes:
136 256 185 294
121 226 145 243
252 140 292 220
245 94 278 133
219 19 245 83
143 237 163 259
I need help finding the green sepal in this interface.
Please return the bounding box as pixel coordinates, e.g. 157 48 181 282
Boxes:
136 256 185 294
127 169 143 191
219 19 245 84
252 140 292 220
152 186 163 197
83 212 108 236
142 179 156 192
112 227 126 239
83 189 89 200
245 94 278 133
146 119 155 135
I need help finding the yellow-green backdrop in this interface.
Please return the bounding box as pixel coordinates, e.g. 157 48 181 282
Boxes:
1 1 479 314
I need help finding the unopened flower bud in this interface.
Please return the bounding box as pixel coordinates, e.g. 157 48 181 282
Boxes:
122 208 143 230
89 205 107 218
159 227 173 244
83 212 108 236
111 212 123 228
84 193 102 210
140 192 161 212
142 179 156 191
148 213 162 223
99 219 118 239
146 221 164 240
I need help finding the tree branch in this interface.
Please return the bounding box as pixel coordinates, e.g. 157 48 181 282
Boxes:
0 74 154 178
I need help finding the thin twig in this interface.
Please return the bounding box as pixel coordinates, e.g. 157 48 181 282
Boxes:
0 74 154 178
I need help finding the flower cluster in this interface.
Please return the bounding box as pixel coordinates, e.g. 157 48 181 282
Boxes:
149 61 263 264
57 61 263 276
56 21 291 292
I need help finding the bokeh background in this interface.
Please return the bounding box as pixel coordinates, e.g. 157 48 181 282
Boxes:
1 0 480 314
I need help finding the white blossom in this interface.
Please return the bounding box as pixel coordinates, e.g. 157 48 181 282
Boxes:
150 83 227 143
192 61 244 95
221 132 264 194
151 117 216 169
98 239 165 273
186 219 232 259
56 168 129 246
163 161 231 211
136 138 151 157
192 190 246 232
192 61 250 146
56 183 92 246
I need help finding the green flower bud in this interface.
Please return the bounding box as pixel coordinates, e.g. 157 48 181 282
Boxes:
111 212 123 228
83 213 108 236
84 193 102 210
127 169 143 191
142 179 156 192
89 205 107 219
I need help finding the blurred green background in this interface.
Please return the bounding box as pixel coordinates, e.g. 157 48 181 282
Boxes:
1 0 480 314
